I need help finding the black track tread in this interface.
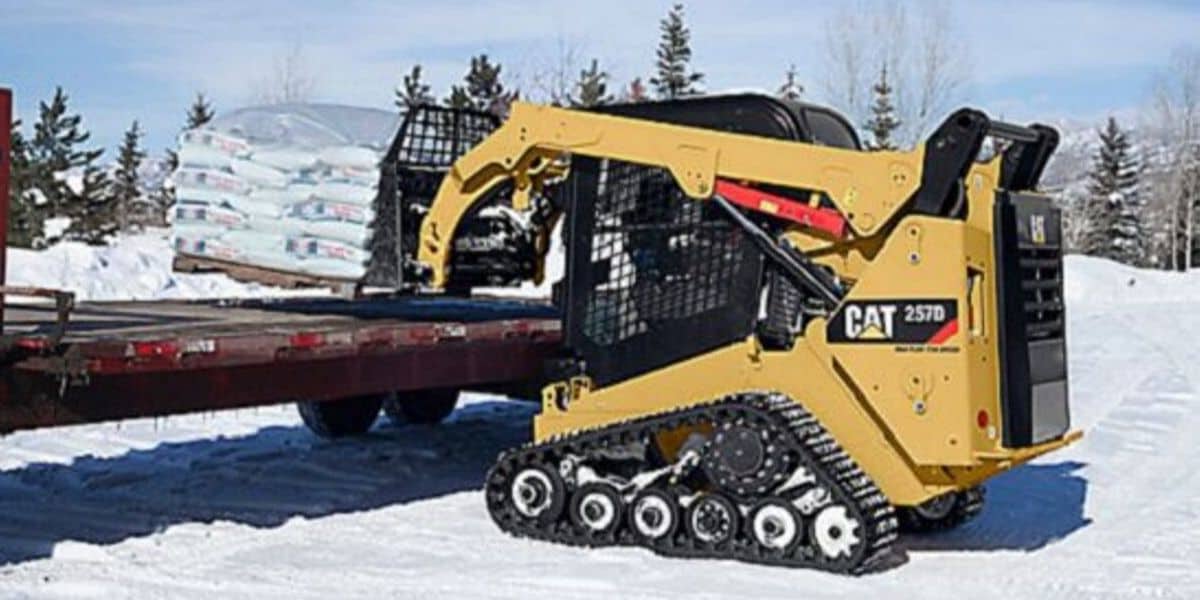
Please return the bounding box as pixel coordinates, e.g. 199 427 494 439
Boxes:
897 486 986 534
484 392 899 574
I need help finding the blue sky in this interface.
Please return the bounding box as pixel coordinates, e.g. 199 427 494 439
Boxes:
2 0 1199 155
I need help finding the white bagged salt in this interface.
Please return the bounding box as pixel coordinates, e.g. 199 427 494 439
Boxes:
287 199 373 225
313 179 376 205
178 142 234 170
249 147 320 172
175 186 235 206
286 235 368 263
174 204 248 228
172 222 226 240
174 231 248 263
172 104 395 282
295 219 370 246
249 185 316 205
221 195 283 219
220 229 290 253
241 250 301 272
296 258 365 279
179 129 250 156
329 165 378 185
230 158 290 188
318 146 379 170
175 168 251 195
242 214 295 237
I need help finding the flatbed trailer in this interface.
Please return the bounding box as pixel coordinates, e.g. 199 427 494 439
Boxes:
0 88 561 436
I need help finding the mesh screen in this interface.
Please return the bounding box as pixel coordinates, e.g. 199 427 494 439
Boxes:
565 158 763 385
395 105 498 169
366 105 501 287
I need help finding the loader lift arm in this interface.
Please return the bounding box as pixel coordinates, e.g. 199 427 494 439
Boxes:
417 102 1050 290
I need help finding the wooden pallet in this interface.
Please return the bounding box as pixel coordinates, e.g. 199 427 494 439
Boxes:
173 254 359 293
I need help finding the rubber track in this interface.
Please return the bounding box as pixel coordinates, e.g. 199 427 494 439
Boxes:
484 392 899 574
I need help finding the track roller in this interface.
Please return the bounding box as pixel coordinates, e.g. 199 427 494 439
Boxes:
508 464 566 525
569 483 624 537
629 489 680 543
686 493 739 547
748 498 804 553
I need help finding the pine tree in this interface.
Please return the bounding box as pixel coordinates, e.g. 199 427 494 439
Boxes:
62 160 115 245
7 120 45 247
29 87 104 218
110 121 146 233
572 59 612 107
186 93 215 129
777 65 805 102
167 92 215 172
447 54 516 117
650 4 704 99
396 64 434 110
864 64 901 150
1084 117 1145 265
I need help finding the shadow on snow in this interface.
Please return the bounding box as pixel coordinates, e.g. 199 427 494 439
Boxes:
0 399 1089 566
0 400 534 566
899 461 1091 554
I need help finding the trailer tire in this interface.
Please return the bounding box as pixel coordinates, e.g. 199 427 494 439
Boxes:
383 388 460 425
298 395 384 438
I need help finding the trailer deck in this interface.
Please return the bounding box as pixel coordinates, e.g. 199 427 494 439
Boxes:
0 86 562 436
0 295 560 433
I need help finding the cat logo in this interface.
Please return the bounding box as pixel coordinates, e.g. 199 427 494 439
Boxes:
828 299 959 345
844 304 897 340
1030 214 1047 245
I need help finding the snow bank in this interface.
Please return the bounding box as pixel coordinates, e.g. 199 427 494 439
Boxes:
4 229 298 301
1064 254 1200 307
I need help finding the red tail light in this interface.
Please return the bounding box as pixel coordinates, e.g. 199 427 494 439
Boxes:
289 332 326 349
129 340 181 358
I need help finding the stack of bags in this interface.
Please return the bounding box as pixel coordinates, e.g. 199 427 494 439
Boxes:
171 104 399 282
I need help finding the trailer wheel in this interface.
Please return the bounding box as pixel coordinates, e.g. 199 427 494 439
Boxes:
383 388 460 425
297 394 384 438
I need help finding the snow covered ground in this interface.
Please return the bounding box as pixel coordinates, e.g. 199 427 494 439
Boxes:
4 230 299 301
0 243 1198 598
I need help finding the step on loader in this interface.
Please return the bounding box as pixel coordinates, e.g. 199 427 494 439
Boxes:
405 94 1081 573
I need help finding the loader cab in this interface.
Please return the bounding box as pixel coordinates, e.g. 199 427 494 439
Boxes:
564 94 868 386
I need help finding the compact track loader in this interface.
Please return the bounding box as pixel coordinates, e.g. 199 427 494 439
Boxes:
403 94 1080 573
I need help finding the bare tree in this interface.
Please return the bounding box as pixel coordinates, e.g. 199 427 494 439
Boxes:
1145 47 1200 270
527 35 586 106
909 2 967 138
821 4 867 118
820 0 969 146
252 42 317 105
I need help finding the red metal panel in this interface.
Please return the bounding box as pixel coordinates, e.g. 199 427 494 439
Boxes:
0 335 559 432
0 88 12 330
714 179 847 238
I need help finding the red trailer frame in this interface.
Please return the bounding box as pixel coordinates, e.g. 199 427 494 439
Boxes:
0 87 562 435
1 87 11 323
